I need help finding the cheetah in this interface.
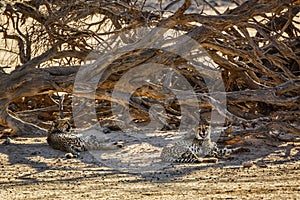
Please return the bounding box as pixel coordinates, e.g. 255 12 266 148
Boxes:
47 118 123 158
160 125 248 163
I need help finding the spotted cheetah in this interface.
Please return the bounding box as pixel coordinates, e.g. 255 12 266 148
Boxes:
47 119 123 158
160 125 248 163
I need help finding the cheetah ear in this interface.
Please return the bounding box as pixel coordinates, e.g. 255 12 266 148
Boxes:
64 121 71 132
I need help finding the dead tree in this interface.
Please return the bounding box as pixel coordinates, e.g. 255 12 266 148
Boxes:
0 0 299 142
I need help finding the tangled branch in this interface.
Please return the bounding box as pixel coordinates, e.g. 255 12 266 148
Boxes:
0 0 299 142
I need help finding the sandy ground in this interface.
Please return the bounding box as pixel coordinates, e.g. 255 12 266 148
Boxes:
0 131 300 200
0 1 299 199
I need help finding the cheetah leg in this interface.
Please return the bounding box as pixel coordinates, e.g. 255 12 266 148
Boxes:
98 141 124 150
85 141 124 151
171 156 218 163
184 149 218 163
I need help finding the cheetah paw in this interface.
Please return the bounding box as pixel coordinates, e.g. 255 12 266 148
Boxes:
65 152 78 159
113 141 124 148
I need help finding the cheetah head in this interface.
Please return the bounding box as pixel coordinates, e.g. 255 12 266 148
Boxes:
49 118 71 133
195 125 211 140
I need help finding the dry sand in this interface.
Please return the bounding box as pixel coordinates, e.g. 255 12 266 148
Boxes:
0 131 299 199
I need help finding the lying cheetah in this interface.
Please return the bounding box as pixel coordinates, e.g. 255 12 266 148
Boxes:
47 119 123 158
160 125 248 163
